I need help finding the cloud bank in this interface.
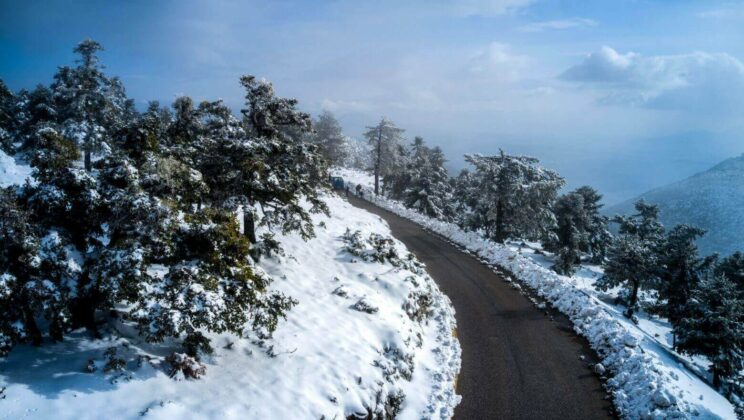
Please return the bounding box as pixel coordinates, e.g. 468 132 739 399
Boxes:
561 46 744 113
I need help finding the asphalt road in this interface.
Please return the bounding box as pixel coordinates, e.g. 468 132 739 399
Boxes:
347 196 614 420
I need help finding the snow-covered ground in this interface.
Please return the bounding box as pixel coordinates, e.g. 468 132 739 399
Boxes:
0 150 32 188
0 171 461 419
336 167 736 419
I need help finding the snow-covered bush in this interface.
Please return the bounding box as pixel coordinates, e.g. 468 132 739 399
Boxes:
130 209 296 358
342 228 422 272
166 352 207 380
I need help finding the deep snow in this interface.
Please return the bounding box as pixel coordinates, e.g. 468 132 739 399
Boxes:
0 187 461 419
336 167 736 420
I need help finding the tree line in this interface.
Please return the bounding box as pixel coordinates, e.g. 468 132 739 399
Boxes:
0 40 330 372
313 114 744 396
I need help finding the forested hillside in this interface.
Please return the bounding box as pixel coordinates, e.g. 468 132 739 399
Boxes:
607 154 744 257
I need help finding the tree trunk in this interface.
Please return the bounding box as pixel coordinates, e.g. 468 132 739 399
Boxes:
494 199 506 243
84 149 92 172
626 279 640 318
70 283 100 339
374 125 382 196
712 368 721 389
23 305 42 346
374 169 379 196
244 209 257 244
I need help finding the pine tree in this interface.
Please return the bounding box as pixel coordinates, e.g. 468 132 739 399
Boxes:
574 186 612 263
311 110 348 166
118 101 169 164
655 224 713 344
130 208 295 357
403 137 453 220
463 151 564 243
598 200 664 317
0 41 315 370
676 274 744 389
364 118 405 196
52 39 131 171
452 168 477 227
343 136 371 170
15 85 59 158
547 186 611 275
0 79 16 154
715 252 744 294
384 142 410 199
237 75 328 244
0 189 77 354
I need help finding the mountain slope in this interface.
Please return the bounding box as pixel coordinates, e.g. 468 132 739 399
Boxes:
606 154 744 256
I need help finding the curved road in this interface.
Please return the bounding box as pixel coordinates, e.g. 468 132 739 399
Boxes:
347 196 614 420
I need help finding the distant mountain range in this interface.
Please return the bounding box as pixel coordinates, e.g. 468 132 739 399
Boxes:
605 154 744 257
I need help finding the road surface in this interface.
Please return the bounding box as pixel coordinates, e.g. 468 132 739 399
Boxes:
347 196 614 420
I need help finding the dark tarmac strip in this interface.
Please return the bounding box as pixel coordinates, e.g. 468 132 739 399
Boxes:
347 195 614 420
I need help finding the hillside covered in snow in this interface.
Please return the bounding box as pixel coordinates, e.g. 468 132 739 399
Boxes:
0 193 461 419
606 154 744 257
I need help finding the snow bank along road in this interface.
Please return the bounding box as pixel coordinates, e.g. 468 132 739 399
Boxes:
347 196 614 419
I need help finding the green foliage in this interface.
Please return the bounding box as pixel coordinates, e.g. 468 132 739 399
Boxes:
311 110 348 166
654 225 712 332
599 200 665 317
676 274 744 389
461 151 565 243
0 41 328 366
547 186 612 274
403 137 454 220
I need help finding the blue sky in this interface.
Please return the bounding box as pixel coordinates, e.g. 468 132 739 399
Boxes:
2 0 744 204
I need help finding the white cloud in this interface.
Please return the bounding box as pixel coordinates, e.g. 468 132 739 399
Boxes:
698 6 744 19
519 17 597 32
468 42 529 81
560 46 744 112
452 0 537 17
320 98 374 113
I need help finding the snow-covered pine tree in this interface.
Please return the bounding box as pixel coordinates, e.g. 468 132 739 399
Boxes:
343 136 371 170
574 186 612 263
0 79 16 154
714 252 744 294
463 151 564 243
311 110 348 166
52 39 132 171
0 187 79 355
403 137 453 220
0 41 307 367
15 85 59 158
676 274 744 390
127 99 207 211
363 118 405 196
546 186 611 275
118 101 170 165
19 126 108 332
452 168 477 227
237 75 328 244
194 99 246 206
597 200 664 317
87 154 178 316
166 96 202 157
655 224 714 344
384 142 410 200
130 207 296 357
